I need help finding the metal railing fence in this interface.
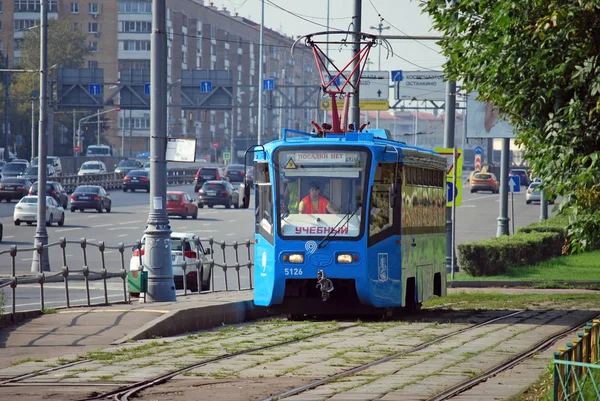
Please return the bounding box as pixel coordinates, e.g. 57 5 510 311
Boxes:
553 319 600 400
0 236 254 321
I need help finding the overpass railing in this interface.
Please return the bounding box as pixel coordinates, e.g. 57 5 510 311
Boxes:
0 236 254 323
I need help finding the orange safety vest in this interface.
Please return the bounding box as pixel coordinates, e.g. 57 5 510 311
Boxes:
301 195 328 214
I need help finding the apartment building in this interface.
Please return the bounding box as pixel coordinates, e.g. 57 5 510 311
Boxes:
0 0 317 159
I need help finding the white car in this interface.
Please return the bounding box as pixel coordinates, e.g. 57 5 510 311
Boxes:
129 232 212 295
78 161 107 176
14 195 65 226
143 162 151 171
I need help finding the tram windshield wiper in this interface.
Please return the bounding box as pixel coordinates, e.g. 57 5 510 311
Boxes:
317 209 358 249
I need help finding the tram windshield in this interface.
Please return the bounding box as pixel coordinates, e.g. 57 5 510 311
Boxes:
274 147 370 239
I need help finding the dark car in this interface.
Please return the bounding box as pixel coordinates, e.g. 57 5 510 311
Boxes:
1 162 28 178
193 167 227 192
197 180 239 208
123 170 150 192
70 185 112 213
21 165 56 182
114 159 143 175
0 177 32 202
29 181 69 209
509 169 530 186
224 164 246 183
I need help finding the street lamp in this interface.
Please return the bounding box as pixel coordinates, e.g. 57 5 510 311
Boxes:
30 90 39 161
410 97 420 146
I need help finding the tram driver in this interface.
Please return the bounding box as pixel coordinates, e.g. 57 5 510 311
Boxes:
298 182 339 214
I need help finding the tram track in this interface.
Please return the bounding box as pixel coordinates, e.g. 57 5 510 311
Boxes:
75 310 526 401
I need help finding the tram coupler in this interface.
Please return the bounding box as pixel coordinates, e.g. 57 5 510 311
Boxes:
316 269 334 301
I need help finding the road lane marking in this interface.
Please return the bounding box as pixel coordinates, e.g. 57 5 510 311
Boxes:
55 227 82 232
4 236 13 239
118 234 128 237
20 258 33 261
93 224 113 228
119 220 143 225
462 194 497 202
228 220 236 223
460 205 476 208
109 227 141 230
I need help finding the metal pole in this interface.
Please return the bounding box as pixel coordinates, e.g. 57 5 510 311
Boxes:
414 103 419 146
32 0 49 272
144 0 175 302
496 137 510 236
540 187 548 221
96 113 100 145
323 0 330 125
121 110 125 157
72 109 75 157
451 147 457 279
4 55 9 161
278 69 285 140
129 108 133 157
32 96 37 160
257 0 264 145
349 0 362 128
443 90 456 272
230 103 235 163
511 190 515 234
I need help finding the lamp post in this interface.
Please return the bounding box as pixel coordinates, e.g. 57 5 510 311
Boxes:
30 90 38 161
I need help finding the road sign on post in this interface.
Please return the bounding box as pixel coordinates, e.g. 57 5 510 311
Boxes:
201 81 212 93
508 175 520 193
263 78 275 91
446 179 462 207
474 145 483 155
391 70 403 82
144 83 151 95
475 154 482 171
222 151 231 161
89 83 101 96
212 141 218 148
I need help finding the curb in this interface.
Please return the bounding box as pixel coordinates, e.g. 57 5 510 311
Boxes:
448 280 600 288
0 310 42 328
113 300 269 344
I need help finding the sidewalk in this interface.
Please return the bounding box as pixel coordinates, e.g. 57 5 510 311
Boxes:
0 291 264 371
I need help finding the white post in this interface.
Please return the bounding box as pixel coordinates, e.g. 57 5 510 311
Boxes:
414 104 419 146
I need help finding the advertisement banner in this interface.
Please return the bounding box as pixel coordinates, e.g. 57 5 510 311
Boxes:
466 92 515 138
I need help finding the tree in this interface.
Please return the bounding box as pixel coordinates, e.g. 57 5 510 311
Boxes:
422 0 600 252
7 20 92 157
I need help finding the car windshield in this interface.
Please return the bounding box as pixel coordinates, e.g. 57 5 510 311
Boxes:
118 160 138 167
24 167 38 174
2 178 26 184
202 183 225 191
530 183 541 189
167 193 181 201
127 170 148 177
171 238 192 252
199 168 217 176
75 186 100 193
87 147 110 155
82 163 101 170
20 197 38 204
3 163 26 172
226 165 244 171
474 173 492 179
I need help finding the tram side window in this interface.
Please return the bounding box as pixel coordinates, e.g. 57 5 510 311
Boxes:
369 163 395 237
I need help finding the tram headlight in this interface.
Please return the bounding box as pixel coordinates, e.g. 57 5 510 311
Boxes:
288 254 304 263
337 254 353 264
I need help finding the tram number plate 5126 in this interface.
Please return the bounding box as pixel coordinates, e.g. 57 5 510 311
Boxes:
284 268 303 276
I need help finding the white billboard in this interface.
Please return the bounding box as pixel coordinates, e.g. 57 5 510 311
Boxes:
394 71 446 101
466 92 515 138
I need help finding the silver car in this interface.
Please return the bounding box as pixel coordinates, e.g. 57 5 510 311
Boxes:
525 182 555 204
129 232 212 295
14 195 65 226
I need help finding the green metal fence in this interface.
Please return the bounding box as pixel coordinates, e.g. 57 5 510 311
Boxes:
554 319 600 400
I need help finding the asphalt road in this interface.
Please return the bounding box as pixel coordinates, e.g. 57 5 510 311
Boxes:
0 180 555 312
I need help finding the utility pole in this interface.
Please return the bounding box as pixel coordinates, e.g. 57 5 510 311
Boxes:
32 92 38 160
370 22 389 129
349 0 362 128
144 0 175 302
496 138 510 235
32 0 49 272
444 0 457 274
129 108 133 157
257 0 264 145
97 113 100 145
3 54 9 161
47 78 54 156
278 69 285 140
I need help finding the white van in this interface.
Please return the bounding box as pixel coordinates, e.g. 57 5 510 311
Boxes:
32 156 63 175
86 145 112 157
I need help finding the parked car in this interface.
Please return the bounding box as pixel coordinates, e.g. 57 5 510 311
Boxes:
193 166 227 192
0 177 32 202
14 195 65 226
143 161 151 171
509 169 530 186
2 162 28 178
78 161 107 176
32 156 63 175
129 232 211 295
470 172 499 193
166 191 198 219
197 180 239 208
114 159 143 175
20 165 56 181
224 164 246 183
525 182 556 204
70 185 112 213
123 170 150 192
29 181 69 209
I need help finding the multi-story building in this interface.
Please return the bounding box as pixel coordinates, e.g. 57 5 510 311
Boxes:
0 0 318 160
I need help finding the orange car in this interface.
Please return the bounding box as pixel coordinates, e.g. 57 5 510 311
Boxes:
470 172 499 193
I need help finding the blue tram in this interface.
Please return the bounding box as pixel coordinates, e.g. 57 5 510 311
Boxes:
239 128 447 316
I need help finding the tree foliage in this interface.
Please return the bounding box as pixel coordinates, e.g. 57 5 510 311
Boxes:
422 0 600 252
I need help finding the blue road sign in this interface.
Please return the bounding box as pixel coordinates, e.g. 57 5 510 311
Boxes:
201 81 212 93
391 70 403 82
263 78 275 91
89 83 101 96
508 175 521 193
474 145 483 155
447 181 458 202
144 83 151 95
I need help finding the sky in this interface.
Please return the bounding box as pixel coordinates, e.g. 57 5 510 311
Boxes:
222 0 446 74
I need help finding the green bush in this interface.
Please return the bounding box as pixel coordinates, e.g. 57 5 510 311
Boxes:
458 231 563 276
